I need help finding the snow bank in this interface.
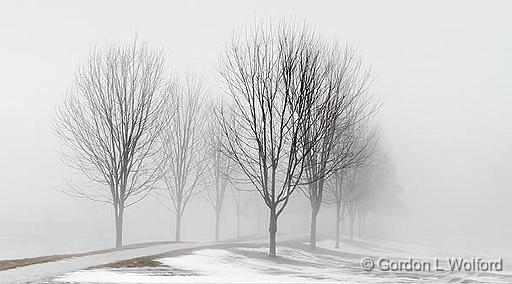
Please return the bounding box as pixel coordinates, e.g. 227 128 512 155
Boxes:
56 246 384 283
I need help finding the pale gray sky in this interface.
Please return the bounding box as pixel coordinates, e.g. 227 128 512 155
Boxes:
0 0 511 257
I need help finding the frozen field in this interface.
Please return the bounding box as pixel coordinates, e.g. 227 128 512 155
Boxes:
49 238 512 283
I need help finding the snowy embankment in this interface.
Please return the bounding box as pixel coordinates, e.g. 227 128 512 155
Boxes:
0 242 209 284
55 244 373 283
52 237 512 284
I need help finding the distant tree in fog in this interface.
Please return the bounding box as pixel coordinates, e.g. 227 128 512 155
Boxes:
328 167 362 245
354 147 404 238
217 21 323 257
300 43 379 249
228 179 250 240
326 122 379 248
54 41 171 248
159 76 208 242
329 168 350 248
204 116 232 242
345 170 361 242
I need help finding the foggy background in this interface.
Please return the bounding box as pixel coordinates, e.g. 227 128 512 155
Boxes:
0 0 511 259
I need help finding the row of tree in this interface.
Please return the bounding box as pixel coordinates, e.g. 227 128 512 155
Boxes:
54 21 392 257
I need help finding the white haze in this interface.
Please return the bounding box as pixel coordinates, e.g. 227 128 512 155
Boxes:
0 0 511 259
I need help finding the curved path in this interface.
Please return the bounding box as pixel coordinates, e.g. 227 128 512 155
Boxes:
0 242 210 284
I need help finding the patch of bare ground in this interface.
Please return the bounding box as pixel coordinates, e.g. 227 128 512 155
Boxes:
0 240 176 271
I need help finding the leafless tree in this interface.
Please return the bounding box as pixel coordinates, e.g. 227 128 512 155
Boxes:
216 21 324 257
300 44 379 249
346 172 360 242
229 182 245 240
204 116 232 242
347 149 382 243
330 168 350 248
54 40 171 248
354 146 403 238
224 163 255 240
159 76 208 242
326 120 379 248
326 167 363 246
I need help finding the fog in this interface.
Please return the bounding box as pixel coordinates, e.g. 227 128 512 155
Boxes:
1 0 511 260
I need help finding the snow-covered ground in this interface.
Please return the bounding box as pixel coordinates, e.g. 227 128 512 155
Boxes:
316 238 512 259
50 237 512 283
0 242 210 284
54 245 375 283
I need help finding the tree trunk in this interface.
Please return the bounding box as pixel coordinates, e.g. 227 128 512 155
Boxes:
115 207 124 248
310 206 319 249
175 213 181 242
358 214 363 238
236 211 240 240
257 204 261 236
269 208 278 257
215 209 220 242
362 214 367 236
350 215 355 242
335 215 340 249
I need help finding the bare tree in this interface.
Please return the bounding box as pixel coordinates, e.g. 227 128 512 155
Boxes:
330 168 350 248
326 119 379 248
54 40 170 248
229 183 245 240
354 146 402 238
300 44 378 249
344 147 381 244
204 117 232 242
217 21 323 257
346 172 360 242
326 167 363 246
159 76 208 242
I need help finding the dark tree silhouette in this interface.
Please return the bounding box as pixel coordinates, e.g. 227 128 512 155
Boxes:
217 21 325 257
